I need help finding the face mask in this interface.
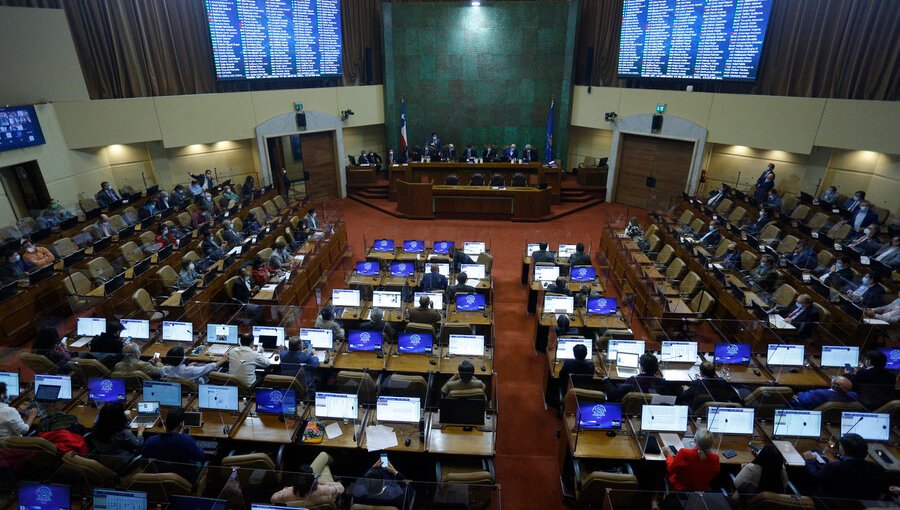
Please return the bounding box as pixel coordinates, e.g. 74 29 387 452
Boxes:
860 207 869 212
864 229 873 236
27 247 35 253
862 277 872 286
796 302 804 309
50 203 59 209
188 264 195 271
759 262 767 269
836 263 845 270
11 255 20 262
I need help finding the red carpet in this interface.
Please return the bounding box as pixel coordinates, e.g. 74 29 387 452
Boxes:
330 197 644 509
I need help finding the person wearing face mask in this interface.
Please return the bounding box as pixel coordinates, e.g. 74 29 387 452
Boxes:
156 191 171 211
713 242 742 270
747 254 777 293
818 185 839 205
0 251 28 283
696 221 722 249
753 172 775 204
97 214 114 237
196 191 214 213
188 179 203 197
189 169 215 191
36 207 60 230
849 200 878 232
42 199 74 222
178 262 201 288
848 225 880 255
842 190 866 213
775 294 820 338
268 242 291 270
817 255 853 289
221 220 243 246
170 185 187 207
765 188 782 211
21 239 55 269
755 163 775 187
221 185 240 204
155 226 177 248
872 236 900 269
232 265 256 304
95 181 121 208
302 207 318 231
201 231 225 260
848 272 884 307
802 433 885 500
786 239 818 270
706 185 728 208
743 205 772 235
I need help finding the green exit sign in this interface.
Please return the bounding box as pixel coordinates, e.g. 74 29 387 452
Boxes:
294 102 304 112
656 104 667 113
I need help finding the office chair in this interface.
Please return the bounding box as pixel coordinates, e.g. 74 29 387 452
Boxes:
511 173 527 187
109 370 151 391
20 352 59 375
72 358 111 385
445 175 459 185
489 174 504 187
469 174 485 186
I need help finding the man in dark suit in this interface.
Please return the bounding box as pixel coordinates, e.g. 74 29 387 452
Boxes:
848 200 879 233
872 236 900 268
697 221 722 249
446 273 476 303
802 433 885 500
842 190 866 213
221 220 242 246
522 144 539 163
846 350 895 386
755 163 775 187
95 182 121 208
847 226 881 255
817 255 853 289
706 186 729 208
712 242 742 270
753 172 775 204
409 146 421 162
367 150 382 168
547 276 572 296
677 361 738 408
743 205 772 235
386 149 404 166
786 240 818 270
201 231 225 260
482 144 497 162
558 344 594 387
504 144 519 161
776 294 820 338
359 308 395 341
189 170 215 190
462 144 478 161
451 247 475 272
232 266 255 304
531 242 555 263
420 264 448 292
847 273 885 307
748 254 778 293
568 243 592 267
426 133 441 154
617 353 673 399
442 144 457 162
555 314 581 337
358 150 371 165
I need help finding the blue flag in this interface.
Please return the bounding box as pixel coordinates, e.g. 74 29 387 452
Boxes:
545 98 555 163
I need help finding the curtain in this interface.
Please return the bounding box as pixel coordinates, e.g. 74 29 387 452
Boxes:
576 0 899 100
341 0 383 85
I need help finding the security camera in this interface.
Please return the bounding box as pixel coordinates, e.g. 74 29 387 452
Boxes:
340 109 355 121
604 112 618 123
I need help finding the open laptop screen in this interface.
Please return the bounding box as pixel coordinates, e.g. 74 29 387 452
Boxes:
578 402 622 430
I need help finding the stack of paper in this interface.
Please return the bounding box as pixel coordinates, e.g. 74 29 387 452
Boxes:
365 424 399 452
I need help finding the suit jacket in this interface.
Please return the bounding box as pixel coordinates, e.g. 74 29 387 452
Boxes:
755 170 773 187
851 283 885 308
698 228 722 248
873 245 900 268
523 148 539 163
232 277 252 303
408 306 441 327
221 228 242 245
359 319 395 341
531 250 556 263
482 148 497 161
546 283 572 296
201 239 224 259
95 189 121 208
749 266 778 293
715 250 742 270
504 148 519 160
559 359 594 386
568 252 592 267
443 148 457 161
358 154 370 165
302 213 317 231
850 209 878 230
842 197 863 212
462 147 478 160
753 181 773 204
447 284 477 303
745 214 771 235
420 272 448 292
804 458 885 500
788 247 818 270
779 304 820 338
820 266 853 289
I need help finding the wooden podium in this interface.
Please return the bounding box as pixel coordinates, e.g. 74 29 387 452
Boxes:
396 181 551 220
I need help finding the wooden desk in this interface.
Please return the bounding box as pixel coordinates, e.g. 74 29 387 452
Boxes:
563 414 643 460
754 354 831 387
190 408 248 440
437 348 493 375
427 412 496 456
361 410 426 453
346 165 378 188
390 161 560 202
333 343 389 371
385 352 441 374
317 418 363 449
395 181 551 220
232 412 304 444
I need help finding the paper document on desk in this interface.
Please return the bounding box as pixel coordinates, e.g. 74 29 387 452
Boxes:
659 433 684 451
773 440 805 466
650 395 677 405
324 422 343 440
864 318 889 325
71 337 93 348
467 279 482 287
768 315 796 330
365 424 398 452
712 263 725 270
262 284 279 293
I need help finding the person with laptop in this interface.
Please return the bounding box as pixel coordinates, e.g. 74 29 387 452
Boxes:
802 433 886 500
846 350 895 386
271 453 345 505
732 444 788 497
848 272 885 307
871 236 900 268
441 360 486 397
846 225 881 254
817 255 853 288
447 273 476 303
420 263 448 292
568 243 592 267
848 200 879 233
95 181 121 208
250 256 271 286
315 307 345 341
677 361 738 409
21 239 55 269
220 220 243 246
91 319 126 367
268 242 291 270
408 295 441 329
302 207 318 231
765 188 783 212
791 376 858 409
90 402 144 470
280 338 319 390
531 241 555 263
712 242 742 270
0 382 36 444
555 315 580 337
228 333 271 386
697 221 722 249
160 346 228 384
360 308 396 342
786 240 818 271
178 262 202 289
559 344 594 387
819 185 839 206
747 254 778 293
0 251 28 283
113 343 161 378
547 276 572 296
155 225 177 249
97 214 115 237
573 284 600 309
617 353 671 398
200 230 226 260
141 409 205 480
772 294 820 339
743 204 772 235
663 428 720 491
864 292 900 327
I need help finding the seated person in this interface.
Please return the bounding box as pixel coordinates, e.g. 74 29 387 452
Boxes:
707 186 729 208
188 179 203 197
32 327 72 372
268 242 291 270
228 333 271 386
848 200 879 233
21 239 55 269
315 307 344 341
221 220 243 245
846 349 896 386
818 186 839 205
733 444 788 496
546 276 572 296
349 459 412 508
271 452 344 505
817 255 853 289
0 381 37 442
359 308 395 341
0 250 28 282
743 205 772 235
451 246 475 271
747 254 778 293
160 346 227 384
573 284 600 309
140 409 204 480
677 361 737 408
250 256 271 286
243 212 262 234
95 181 121 208
36 208 60 230
664 429 720 492
555 314 580 337
91 320 126 366
696 220 722 249
773 293 820 338
786 240 817 270
765 189 783 211
137 202 157 220
847 272 885 307
531 241 555 263
43 199 75 222
618 353 670 398
408 295 441 328
170 185 187 207
559 343 594 385
200 230 225 260
114 343 161 378
568 242 592 266
420 263 448 292
90 402 144 469
842 190 865 212
219 185 239 207
792 376 857 409
97 214 115 237
280 338 318 390
864 292 900 326
302 208 318 231
446 272 476 302
156 225 177 248
178 262 201 289
872 236 900 268
846 225 881 255
441 360 486 397
713 242 741 270
802 433 885 500
156 191 172 211
232 266 257 304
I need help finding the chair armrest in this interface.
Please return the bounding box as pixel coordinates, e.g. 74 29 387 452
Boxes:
435 461 443 485
274 444 285 469
786 480 800 496
572 459 583 489
623 462 635 476
484 458 495 481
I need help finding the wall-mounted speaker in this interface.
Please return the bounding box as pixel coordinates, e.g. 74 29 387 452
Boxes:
296 113 307 130
651 114 663 133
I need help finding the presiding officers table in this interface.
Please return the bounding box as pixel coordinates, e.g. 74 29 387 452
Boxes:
396 181 551 221
389 162 562 203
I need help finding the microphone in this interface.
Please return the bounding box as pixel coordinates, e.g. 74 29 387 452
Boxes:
843 416 865 437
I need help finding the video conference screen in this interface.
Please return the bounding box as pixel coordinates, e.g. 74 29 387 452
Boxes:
0 105 45 152
617 0 774 81
204 0 343 80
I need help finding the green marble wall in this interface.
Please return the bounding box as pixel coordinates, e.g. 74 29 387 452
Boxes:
383 1 578 166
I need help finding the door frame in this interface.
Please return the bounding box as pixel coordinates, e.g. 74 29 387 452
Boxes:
606 113 707 203
255 111 347 198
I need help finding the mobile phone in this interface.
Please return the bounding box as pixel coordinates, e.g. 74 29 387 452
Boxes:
722 449 737 459
380 453 389 466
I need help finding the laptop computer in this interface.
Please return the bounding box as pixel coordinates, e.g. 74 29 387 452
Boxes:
615 351 640 377
129 401 160 428
34 383 61 402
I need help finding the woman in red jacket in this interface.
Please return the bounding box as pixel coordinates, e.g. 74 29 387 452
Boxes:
251 256 271 286
664 428 720 492
156 225 177 247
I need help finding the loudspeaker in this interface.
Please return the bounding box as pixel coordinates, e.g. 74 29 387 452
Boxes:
364 47 374 85
295 113 307 130
651 114 663 133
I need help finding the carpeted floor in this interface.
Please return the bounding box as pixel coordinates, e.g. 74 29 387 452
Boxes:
329 197 648 509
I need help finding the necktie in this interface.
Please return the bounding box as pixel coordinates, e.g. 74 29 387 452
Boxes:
788 306 803 320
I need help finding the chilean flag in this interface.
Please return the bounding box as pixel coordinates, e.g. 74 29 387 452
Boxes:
400 99 408 159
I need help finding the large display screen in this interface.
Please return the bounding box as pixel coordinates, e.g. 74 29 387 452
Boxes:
204 0 343 80
0 105 45 152
617 0 774 81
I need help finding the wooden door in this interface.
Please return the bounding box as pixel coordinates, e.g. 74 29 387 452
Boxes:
614 134 694 209
299 131 339 201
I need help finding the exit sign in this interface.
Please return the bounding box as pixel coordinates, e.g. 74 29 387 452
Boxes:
656 104 666 113
294 102 304 112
